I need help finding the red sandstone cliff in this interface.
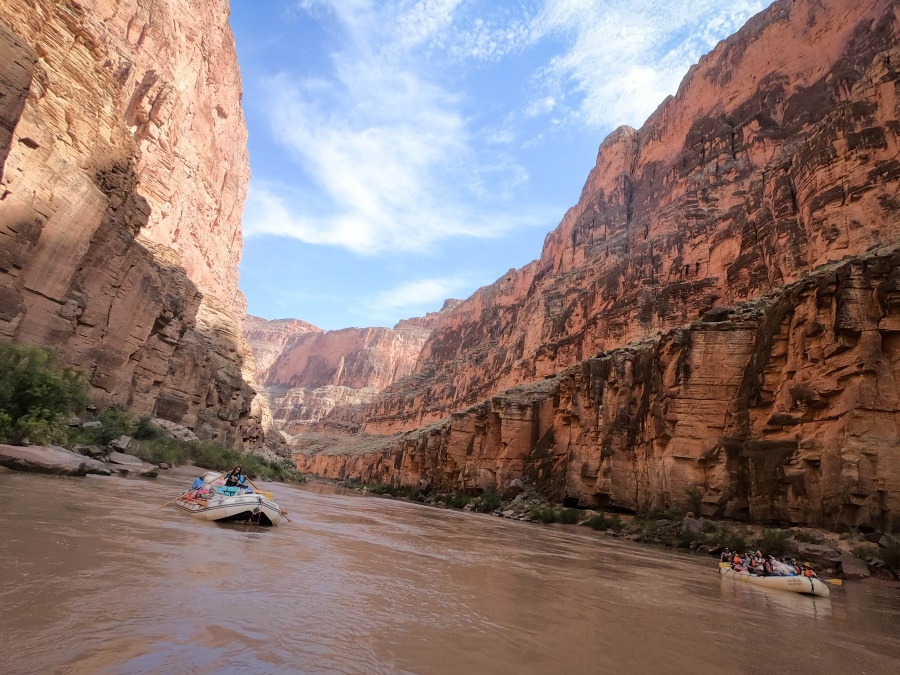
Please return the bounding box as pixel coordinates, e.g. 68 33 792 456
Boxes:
251 320 434 435
295 0 900 531
0 1 274 449
244 315 323 378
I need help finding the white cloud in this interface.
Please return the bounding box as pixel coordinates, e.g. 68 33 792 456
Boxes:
251 0 769 255
353 276 474 322
530 0 769 129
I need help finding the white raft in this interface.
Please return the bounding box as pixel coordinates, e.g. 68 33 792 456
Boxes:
173 471 285 527
720 565 830 598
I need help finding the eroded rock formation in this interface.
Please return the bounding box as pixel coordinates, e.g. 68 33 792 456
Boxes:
0 1 274 449
295 0 900 530
253 321 434 435
244 315 322 378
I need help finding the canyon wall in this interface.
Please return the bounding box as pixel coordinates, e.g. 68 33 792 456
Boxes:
256 322 434 435
0 1 273 449
296 251 900 532
244 315 322 378
354 0 900 435
295 0 900 529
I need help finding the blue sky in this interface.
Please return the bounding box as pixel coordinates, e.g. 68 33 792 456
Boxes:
232 0 767 330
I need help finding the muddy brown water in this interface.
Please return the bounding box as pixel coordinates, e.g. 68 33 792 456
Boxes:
0 471 898 675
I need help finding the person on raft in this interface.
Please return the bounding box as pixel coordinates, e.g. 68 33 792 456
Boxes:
224 465 248 489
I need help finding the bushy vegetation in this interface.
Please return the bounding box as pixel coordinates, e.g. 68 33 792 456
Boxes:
443 493 472 509
472 489 502 513
0 344 88 445
75 412 305 483
712 528 748 553
583 513 625 531
366 484 421 500
881 539 900 575
528 506 582 524
757 528 790 556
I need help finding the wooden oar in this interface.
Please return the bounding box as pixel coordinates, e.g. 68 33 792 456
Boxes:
155 491 189 511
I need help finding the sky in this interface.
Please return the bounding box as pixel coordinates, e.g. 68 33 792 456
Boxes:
231 0 768 331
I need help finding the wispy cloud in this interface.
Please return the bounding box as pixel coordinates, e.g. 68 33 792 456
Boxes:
355 275 474 322
247 0 768 255
529 0 769 128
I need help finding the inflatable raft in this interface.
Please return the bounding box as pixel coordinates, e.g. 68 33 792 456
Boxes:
174 490 284 526
719 565 830 598
171 471 285 526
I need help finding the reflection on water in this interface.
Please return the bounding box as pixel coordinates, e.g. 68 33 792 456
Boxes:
1 471 898 674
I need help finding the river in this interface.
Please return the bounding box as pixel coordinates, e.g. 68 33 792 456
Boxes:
1 470 898 674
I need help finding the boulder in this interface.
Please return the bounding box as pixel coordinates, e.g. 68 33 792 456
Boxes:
107 451 143 467
112 465 159 479
0 444 112 476
110 435 132 451
840 552 871 579
681 515 703 534
796 543 837 559
879 535 899 549
73 444 106 459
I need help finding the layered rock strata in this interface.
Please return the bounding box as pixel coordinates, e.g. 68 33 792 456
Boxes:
296 0 900 530
260 324 433 435
356 0 900 435
0 2 271 448
244 315 322 378
296 251 900 531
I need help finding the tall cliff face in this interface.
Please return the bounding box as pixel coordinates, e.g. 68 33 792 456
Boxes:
296 251 900 531
296 0 900 530
0 1 269 448
244 315 323 379
255 322 433 435
356 0 900 435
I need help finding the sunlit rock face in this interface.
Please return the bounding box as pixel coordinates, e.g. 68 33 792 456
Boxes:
253 322 434 435
244 315 323 379
0 1 273 449
296 0 900 530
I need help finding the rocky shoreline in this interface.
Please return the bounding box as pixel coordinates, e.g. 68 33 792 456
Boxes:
0 443 161 479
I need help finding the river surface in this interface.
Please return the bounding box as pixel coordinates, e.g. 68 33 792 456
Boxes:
1 471 899 675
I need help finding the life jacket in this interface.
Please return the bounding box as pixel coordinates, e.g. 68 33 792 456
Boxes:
225 473 244 487
803 568 816 577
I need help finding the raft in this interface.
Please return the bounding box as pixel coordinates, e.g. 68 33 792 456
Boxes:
719 565 830 598
173 490 284 526
171 471 285 526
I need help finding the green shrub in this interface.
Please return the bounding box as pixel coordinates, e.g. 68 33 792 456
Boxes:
851 545 873 562
557 508 580 524
127 437 306 483
635 517 659 535
881 539 900 574
714 528 747 553
793 531 816 544
0 344 88 445
446 493 471 509
583 513 624 532
678 529 708 548
472 489 502 513
133 416 167 441
757 529 790 556
528 507 555 524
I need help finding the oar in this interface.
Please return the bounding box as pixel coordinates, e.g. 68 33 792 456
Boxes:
824 578 844 585
155 491 189 511
155 471 224 511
